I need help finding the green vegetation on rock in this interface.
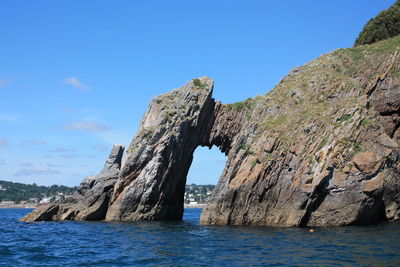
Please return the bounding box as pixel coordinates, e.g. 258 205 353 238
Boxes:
353 141 362 154
355 0 400 46
339 114 352 122
360 118 372 127
226 98 255 111
166 110 176 117
250 159 259 167
193 78 206 89
240 143 254 155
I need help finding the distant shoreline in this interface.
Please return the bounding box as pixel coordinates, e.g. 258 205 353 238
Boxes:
1 203 206 209
184 204 206 209
0 203 37 209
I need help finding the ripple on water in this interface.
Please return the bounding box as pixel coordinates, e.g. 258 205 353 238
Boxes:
1 209 400 266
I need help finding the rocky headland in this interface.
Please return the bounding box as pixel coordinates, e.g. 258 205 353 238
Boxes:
22 36 400 226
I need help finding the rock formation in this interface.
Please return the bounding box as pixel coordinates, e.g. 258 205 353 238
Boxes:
105 77 216 221
22 36 400 226
21 145 124 221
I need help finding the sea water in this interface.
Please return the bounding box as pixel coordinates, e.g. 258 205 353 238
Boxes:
1 208 400 266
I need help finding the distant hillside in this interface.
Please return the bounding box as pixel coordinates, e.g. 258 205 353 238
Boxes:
0 180 77 203
355 0 400 46
185 184 215 204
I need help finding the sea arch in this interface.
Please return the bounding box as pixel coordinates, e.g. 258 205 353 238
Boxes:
104 78 247 222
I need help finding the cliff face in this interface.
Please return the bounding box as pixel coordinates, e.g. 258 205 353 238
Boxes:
105 78 216 221
22 36 400 226
201 37 400 226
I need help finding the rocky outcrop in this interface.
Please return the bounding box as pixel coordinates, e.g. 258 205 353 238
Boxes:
21 145 124 221
105 78 216 221
201 38 400 226
22 36 400 226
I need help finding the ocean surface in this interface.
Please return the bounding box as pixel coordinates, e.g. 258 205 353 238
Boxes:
1 209 400 266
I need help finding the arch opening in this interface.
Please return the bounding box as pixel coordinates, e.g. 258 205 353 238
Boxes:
184 146 227 209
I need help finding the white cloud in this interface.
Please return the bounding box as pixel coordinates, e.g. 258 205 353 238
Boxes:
49 147 76 153
0 114 23 122
19 161 34 167
60 121 112 132
0 139 9 147
60 154 78 158
62 107 78 113
63 77 90 91
96 130 132 146
20 139 46 146
92 144 109 152
0 78 11 87
15 167 61 176
46 163 63 168
32 139 46 145
59 154 95 159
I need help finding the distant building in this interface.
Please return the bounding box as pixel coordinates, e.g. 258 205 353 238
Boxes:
29 198 39 203
184 184 216 204
40 196 56 204
39 198 50 204
55 195 65 201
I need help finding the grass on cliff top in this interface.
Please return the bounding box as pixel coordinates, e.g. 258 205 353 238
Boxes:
225 95 266 120
223 35 399 139
229 35 400 106
336 34 400 63
226 97 256 111
192 78 207 89
272 34 399 97
229 34 400 147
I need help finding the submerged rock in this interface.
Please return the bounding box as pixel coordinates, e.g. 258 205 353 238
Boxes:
22 37 400 226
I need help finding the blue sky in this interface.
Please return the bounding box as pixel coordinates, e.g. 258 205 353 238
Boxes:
0 0 395 186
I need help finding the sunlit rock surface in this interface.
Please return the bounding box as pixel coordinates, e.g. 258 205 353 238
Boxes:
22 37 400 226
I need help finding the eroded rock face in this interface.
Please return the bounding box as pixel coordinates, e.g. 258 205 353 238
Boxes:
201 39 400 226
105 77 217 221
22 37 400 226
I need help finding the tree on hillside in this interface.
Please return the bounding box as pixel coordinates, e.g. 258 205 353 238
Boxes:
355 0 400 46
